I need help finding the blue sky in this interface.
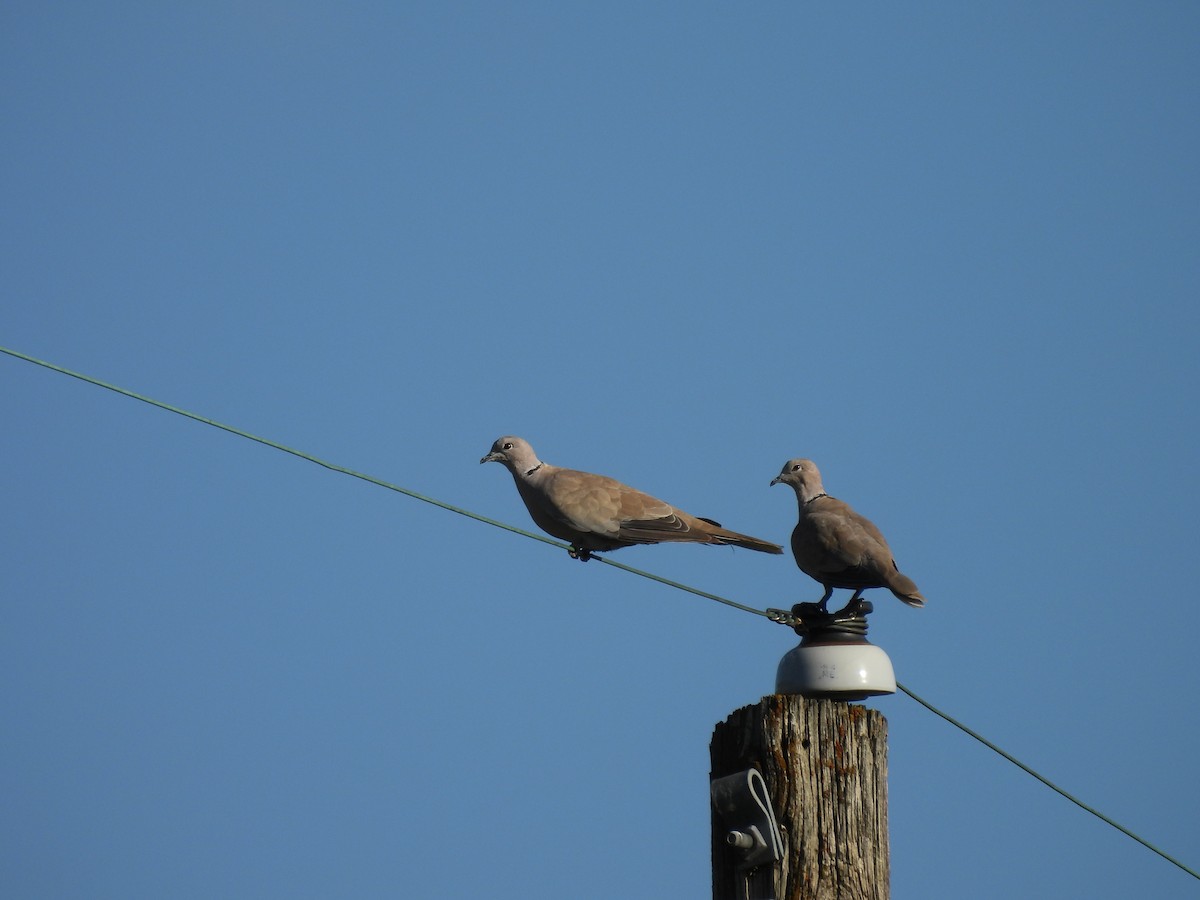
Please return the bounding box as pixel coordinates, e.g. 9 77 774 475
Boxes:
3 3 1198 897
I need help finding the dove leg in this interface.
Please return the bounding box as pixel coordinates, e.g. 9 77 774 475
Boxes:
567 545 594 562
816 586 834 612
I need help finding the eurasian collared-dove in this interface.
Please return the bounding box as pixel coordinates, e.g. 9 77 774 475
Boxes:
481 435 783 561
771 458 924 610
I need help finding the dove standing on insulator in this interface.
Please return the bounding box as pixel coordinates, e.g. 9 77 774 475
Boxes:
771 458 925 610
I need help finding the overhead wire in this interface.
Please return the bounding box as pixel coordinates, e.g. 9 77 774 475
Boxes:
2 343 1196 883
895 682 1198 881
0 346 778 620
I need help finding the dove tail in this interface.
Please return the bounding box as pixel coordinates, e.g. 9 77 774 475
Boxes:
889 572 926 607
711 529 785 555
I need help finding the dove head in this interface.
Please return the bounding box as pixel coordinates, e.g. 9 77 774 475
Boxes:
480 435 543 476
770 458 826 502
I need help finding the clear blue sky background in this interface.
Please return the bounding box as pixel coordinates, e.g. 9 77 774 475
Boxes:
3 4 1198 898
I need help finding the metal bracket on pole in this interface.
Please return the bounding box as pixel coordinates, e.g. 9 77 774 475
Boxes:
710 768 784 871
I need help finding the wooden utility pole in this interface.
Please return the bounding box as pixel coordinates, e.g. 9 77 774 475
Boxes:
710 695 889 900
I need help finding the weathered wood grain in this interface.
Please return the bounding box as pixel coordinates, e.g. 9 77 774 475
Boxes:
711 695 889 900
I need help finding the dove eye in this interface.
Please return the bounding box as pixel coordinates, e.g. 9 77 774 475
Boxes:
503 442 514 450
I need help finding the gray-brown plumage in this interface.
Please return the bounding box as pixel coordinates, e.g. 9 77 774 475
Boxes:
771 458 925 610
481 436 783 560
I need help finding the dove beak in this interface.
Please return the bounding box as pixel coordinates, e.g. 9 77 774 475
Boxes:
770 475 783 487
480 451 502 465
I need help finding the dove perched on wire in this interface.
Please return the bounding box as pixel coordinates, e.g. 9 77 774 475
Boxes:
771 458 925 611
482 435 783 561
